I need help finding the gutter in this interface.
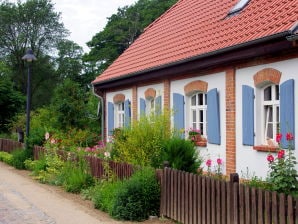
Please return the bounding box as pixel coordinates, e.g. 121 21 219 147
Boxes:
92 86 104 141
93 31 291 87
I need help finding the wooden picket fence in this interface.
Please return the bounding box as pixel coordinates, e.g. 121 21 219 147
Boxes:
160 168 298 224
0 138 24 153
1 139 298 223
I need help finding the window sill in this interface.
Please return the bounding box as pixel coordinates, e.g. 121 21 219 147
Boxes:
194 139 207 147
253 145 278 152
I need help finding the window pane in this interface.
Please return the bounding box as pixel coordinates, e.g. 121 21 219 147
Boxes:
264 86 272 101
267 124 273 139
192 110 196 122
199 110 203 122
191 95 196 106
276 106 279 122
275 85 279 100
205 94 207 105
200 123 203 135
265 106 273 122
198 93 203 105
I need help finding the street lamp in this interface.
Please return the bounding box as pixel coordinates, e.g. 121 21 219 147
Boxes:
22 49 37 141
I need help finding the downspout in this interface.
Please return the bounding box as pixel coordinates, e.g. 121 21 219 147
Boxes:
92 85 104 141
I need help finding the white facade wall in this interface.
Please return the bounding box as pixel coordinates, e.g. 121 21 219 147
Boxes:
235 58 298 178
171 72 227 173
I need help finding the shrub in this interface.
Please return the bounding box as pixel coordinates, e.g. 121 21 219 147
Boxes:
61 156 94 193
92 181 124 213
24 153 47 175
0 151 13 164
112 110 172 168
161 137 203 173
111 167 160 221
10 148 31 169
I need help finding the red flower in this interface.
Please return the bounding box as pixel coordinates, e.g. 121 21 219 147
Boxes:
277 150 285 159
206 159 212 167
276 133 282 143
286 132 294 141
267 154 274 163
217 158 223 165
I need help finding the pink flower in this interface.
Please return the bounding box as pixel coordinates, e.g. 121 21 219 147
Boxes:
267 154 274 163
217 158 223 165
286 132 294 141
276 133 282 143
206 159 212 167
277 150 285 159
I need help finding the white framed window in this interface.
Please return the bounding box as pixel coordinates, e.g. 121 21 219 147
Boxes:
190 92 207 135
262 85 279 144
115 102 125 128
146 98 155 115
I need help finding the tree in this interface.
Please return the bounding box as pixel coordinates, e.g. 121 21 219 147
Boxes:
0 0 68 108
0 77 25 133
56 40 84 84
84 0 178 75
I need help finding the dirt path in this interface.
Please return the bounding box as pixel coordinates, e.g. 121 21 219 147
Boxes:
0 162 171 224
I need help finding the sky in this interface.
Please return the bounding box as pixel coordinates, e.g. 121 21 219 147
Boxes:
52 0 136 52
9 0 137 52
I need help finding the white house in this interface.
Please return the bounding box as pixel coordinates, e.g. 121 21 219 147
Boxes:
92 0 298 178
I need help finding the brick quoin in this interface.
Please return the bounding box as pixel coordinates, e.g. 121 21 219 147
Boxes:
132 86 137 121
226 68 236 175
164 79 170 110
253 68 281 87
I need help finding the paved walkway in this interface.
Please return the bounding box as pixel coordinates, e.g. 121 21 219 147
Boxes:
0 162 120 224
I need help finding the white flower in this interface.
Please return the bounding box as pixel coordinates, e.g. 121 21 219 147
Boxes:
104 151 110 158
45 132 50 140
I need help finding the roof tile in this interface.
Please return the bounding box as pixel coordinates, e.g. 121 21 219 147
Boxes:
93 0 298 84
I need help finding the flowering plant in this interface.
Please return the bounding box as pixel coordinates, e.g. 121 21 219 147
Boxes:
187 128 201 136
267 132 298 195
205 157 224 179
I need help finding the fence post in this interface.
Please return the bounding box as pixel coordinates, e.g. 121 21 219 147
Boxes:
229 173 239 224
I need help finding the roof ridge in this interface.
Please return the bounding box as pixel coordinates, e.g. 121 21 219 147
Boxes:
143 0 184 32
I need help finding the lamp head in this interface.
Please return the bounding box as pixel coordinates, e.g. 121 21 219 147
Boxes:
22 49 37 62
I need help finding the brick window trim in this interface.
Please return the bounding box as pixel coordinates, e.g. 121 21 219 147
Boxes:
113 94 125 104
184 80 208 96
253 145 279 152
253 68 281 88
144 88 156 100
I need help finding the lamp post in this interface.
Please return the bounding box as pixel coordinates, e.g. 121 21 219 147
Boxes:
22 49 37 141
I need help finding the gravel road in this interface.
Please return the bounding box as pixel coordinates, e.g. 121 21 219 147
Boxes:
0 162 171 224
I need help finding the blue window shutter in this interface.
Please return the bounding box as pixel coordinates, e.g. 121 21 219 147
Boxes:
107 102 114 135
124 99 131 127
207 88 221 145
155 96 162 115
140 98 146 115
280 79 295 148
242 85 255 146
173 93 185 138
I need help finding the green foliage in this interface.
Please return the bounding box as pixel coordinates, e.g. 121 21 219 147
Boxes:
84 0 178 74
161 137 202 173
267 135 298 195
0 0 67 109
92 181 124 213
112 111 171 168
50 79 88 130
0 77 25 133
111 167 160 221
61 156 94 193
10 148 31 169
241 167 271 189
0 151 13 165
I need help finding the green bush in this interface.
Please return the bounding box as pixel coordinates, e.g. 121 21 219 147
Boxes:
24 153 47 175
10 148 31 169
92 181 124 213
111 167 160 221
161 137 202 173
112 110 172 168
0 151 13 164
61 157 94 193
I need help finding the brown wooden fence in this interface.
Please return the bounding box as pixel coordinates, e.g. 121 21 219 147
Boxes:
0 138 24 153
160 168 298 224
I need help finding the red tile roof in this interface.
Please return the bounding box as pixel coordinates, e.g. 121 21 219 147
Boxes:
93 0 298 84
